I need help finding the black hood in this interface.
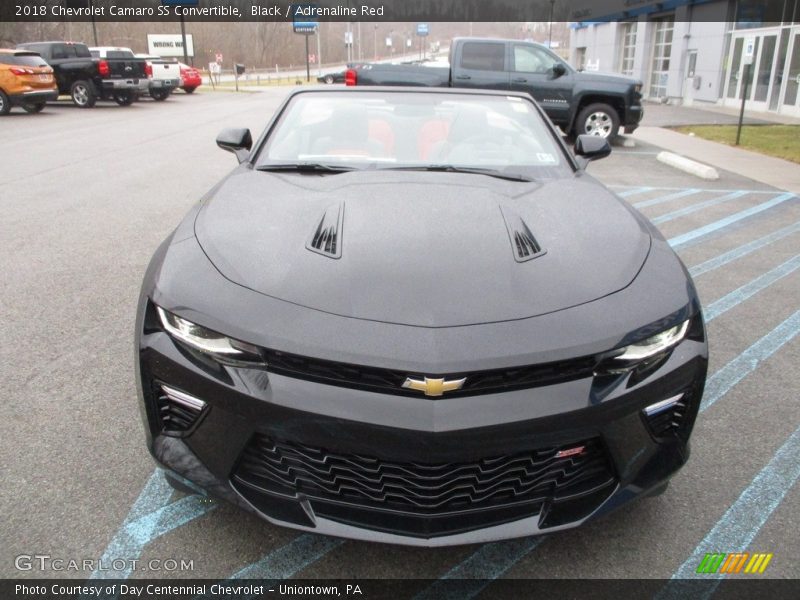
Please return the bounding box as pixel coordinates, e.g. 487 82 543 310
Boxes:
194 170 650 327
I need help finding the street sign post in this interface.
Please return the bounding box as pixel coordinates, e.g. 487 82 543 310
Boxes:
416 24 429 61
292 5 318 83
736 36 756 145
160 0 198 64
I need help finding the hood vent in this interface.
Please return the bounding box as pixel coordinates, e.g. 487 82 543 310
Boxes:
307 203 344 259
500 207 546 263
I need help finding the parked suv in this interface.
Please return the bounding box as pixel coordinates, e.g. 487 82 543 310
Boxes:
0 49 58 115
16 41 147 107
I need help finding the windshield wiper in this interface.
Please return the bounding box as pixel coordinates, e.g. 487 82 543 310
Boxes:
379 165 535 182
256 163 355 173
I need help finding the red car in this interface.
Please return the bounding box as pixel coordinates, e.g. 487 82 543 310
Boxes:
178 62 201 94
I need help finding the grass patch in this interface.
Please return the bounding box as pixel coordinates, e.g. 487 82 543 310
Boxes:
674 125 800 163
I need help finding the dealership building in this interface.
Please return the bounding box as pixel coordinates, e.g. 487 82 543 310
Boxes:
569 0 800 117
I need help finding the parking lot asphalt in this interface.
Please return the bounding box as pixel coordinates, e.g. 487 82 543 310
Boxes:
1 89 798 589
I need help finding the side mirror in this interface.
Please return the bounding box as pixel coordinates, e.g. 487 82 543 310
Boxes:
552 63 567 78
216 128 252 163
574 134 611 167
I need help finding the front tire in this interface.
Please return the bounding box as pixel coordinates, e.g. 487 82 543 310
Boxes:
183 86 196 94
150 89 170 101
113 91 136 106
324 75 334 84
70 80 96 108
22 102 46 113
0 90 10 115
575 102 620 140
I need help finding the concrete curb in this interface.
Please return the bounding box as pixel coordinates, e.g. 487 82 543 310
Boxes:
657 151 720 180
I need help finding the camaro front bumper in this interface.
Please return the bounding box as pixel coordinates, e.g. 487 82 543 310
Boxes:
135 232 707 546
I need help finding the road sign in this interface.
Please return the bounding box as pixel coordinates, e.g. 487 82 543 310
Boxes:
147 34 194 58
345 31 353 45
215 53 223 64
293 4 318 35
294 21 318 35
417 23 429 36
743 36 756 65
385 37 392 47
309 54 316 64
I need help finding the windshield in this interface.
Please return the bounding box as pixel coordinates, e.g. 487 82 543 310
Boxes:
256 91 569 179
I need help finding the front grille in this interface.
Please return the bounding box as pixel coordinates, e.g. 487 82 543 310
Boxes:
264 349 598 398
232 435 616 536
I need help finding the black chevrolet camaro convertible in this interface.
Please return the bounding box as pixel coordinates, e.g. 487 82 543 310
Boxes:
136 87 708 546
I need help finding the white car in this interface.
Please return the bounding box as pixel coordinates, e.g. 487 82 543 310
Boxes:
135 53 180 101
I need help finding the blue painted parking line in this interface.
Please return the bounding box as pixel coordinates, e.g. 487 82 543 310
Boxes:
703 255 800 322
689 221 800 277
610 185 779 195
700 310 800 413
414 538 545 600
633 188 701 209
617 186 653 197
195 535 344 600
86 469 215 583
657 424 800 600
668 193 797 249
652 190 748 225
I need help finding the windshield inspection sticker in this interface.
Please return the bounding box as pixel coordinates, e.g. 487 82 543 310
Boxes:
537 153 557 163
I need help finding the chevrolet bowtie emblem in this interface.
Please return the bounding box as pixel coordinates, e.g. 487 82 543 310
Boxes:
402 376 466 397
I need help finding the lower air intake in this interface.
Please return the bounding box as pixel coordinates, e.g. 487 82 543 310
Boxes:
156 384 207 435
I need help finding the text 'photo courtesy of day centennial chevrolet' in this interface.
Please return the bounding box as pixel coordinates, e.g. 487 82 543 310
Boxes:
135 87 708 546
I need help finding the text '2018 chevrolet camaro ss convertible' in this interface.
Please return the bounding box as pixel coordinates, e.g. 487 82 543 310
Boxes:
136 87 708 546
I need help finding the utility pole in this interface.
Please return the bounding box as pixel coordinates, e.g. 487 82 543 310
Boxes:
548 0 555 47
89 0 98 45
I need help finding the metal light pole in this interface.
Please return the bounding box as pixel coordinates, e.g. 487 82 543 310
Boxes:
89 0 98 45
373 25 377 60
548 0 555 47
180 13 189 65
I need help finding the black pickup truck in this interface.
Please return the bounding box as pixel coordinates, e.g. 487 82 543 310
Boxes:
15 41 148 107
348 37 644 140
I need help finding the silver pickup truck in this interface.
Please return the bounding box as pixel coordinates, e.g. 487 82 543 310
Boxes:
136 53 180 101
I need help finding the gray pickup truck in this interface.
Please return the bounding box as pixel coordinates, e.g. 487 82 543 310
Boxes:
16 41 148 107
348 37 644 140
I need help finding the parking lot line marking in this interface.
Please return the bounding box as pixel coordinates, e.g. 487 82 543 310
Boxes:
633 188 701 209
610 185 779 195
652 191 749 224
657 425 800 600
689 221 800 277
618 186 653 197
194 535 345 600
700 310 800 413
668 193 797 249
703 255 800 322
413 538 545 600
87 469 215 582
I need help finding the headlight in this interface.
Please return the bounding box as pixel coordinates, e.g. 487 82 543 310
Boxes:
600 320 689 374
156 306 264 365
